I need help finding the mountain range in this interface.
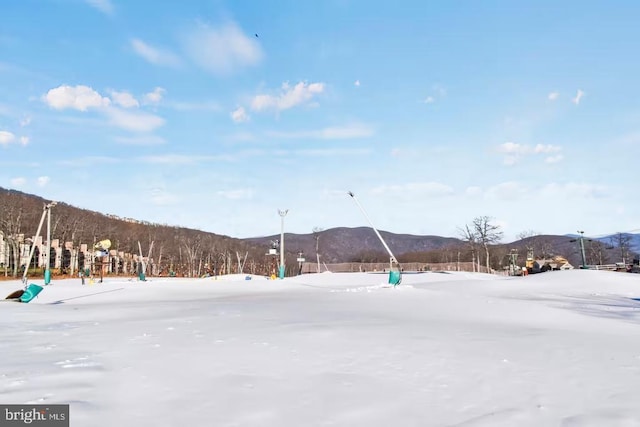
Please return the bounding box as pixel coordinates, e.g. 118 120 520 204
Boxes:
1 187 638 269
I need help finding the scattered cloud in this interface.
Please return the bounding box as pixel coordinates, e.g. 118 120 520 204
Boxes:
20 136 29 146
354 80 361 87
251 81 325 112
465 186 483 196
485 181 528 200
43 85 111 111
497 142 563 165
57 156 119 166
141 154 201 164
423 84 446 104
545 154 564 164
543 182 607 199
165 101 220 111
85 0 113 15
143 87 166 104
9 177 26 187
548 92 559 101
533 144 562 154
105 108 165 133
20 115 31 127
433 84 447 97
293 148 371 157
130 39 181 67
37 176 50 187
370 182 454 197
267 123 374 140
231 107 250 123
43 84 165 133
217 188 254 200
0 130 15 146
183 21 263 74
110 90 139 108
114 135 166 145
572 89 585 105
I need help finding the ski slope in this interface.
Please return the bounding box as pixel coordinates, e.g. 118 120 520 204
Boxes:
2 269 640 426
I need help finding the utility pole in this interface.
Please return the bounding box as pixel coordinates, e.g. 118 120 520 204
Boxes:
278 209 288 279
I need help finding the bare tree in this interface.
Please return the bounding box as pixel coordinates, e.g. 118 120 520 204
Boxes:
588 240 609 266
467 216 503 272
610 233 632 265
458 224 479 271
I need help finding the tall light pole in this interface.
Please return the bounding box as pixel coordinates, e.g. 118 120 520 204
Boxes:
578 230 587 269
278 209 288 279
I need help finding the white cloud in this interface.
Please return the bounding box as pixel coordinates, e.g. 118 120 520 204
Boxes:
165 101 220 111
231 107 250 123
498 142 527 154
293 148 371 157
57 156 119 166
10 177 26 187
0 130 15 146
548 92 559 101
20 115 31 127
533 144 562 154
572 89 585 105
43 85 111 111
267 123 374 140
217 189 254 200
85 0 113 15
141 155 200 164
465 186 483 196
183 21 263 74
37 176 50 187
105 108 165 133
545 154 564 164
370 182 454 197
110 90 139 108
143 87 166 104
543 182 607 199
485 181 528 200
498 142 563 165
433 84 447 97
354 80 361 87
20 136 29 146
423 85 446 105
114 135 166 145
251 81 325 112
130 39 181 67
503 155 519 166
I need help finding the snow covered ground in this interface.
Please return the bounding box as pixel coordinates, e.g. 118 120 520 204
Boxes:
2 270 640 426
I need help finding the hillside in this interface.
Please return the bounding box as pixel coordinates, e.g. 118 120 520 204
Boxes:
1 187 637 274
246 227 462 263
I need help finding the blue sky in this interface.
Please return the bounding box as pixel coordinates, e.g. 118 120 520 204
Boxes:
1 0 639 242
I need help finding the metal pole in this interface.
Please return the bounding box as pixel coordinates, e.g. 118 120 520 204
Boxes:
45 203 52 285
21 205 48 286
278 209 288 279
578 230 587 268
347 192 398 263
